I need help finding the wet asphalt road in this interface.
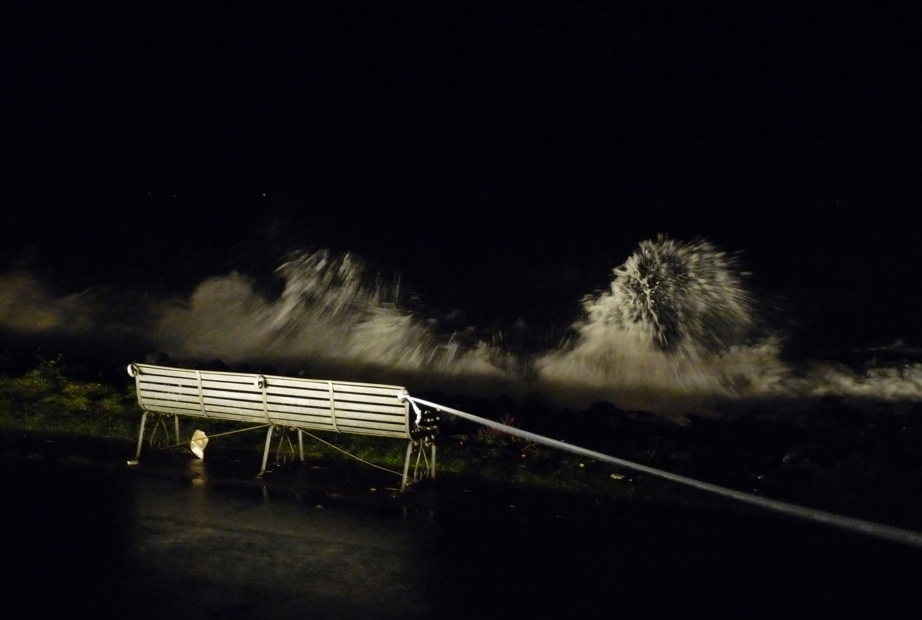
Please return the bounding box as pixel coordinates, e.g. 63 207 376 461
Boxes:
3 448 921 619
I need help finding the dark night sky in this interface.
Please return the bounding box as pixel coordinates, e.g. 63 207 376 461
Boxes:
3 3 921 330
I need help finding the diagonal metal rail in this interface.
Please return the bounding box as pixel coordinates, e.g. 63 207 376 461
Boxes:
405 396 922 549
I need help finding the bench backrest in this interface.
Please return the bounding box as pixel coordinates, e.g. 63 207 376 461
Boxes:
128 363 411 439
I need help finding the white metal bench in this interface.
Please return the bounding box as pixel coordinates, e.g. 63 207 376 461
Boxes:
126 363 437 491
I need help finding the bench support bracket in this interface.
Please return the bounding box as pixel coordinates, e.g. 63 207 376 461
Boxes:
400 440 414 492
257 424 276 478
127 411 149 465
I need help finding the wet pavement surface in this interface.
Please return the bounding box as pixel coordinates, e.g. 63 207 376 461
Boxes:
3 446 921 619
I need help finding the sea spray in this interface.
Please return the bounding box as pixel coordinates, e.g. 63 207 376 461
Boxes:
537 237 788 411
0 272 96 336
5 241 922 410
153 250 510 383
769 355 922 404
601 236 755 354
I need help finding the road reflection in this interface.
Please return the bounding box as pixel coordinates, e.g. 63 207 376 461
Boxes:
3 451 921 619
128 456 435 618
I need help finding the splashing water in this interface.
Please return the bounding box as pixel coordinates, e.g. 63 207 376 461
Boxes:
153 242 788 410
0 272 96 336
4 239 922 412
606 236 755 353
536 237 788 411
154 250 508 384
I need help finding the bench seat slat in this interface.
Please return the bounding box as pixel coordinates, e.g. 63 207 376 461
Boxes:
144 399 202 415
269 417 336 431
143 406 205 419
328 399 407 417
202 389 263 402
207 413 264 423
198 404 267 421
264 385 331 399
141 401 206 416
139 383 201 397
264 393 331 408
262 394 404 417
336 411 407 425
203 397 265 411
141 397 202 411
330 393 408 407
267 404 407 426
139 390 198 403
332 410 408 424
140 375 198 387
140 392 201 407
269 410 406 429
332 379 405 390
201 379 261 392
265 409 335 423
267 410 331 422
263 378 331 392
136 365 198 379
265 402 330 416
266 376 403 393
334 418 407 433
200 372 260 385
329 383 406 396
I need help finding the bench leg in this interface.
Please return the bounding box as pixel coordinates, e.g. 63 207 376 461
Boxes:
400 440 414 492
257 425 275 478
430 442 436 479
127 411 149 465
174 414 181 445
298 429 304 462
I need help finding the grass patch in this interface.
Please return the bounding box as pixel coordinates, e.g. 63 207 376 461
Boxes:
0 357 138 440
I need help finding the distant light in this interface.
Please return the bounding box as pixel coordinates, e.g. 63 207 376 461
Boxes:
262 193 266 197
